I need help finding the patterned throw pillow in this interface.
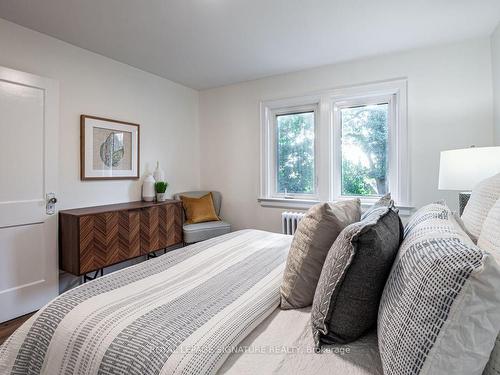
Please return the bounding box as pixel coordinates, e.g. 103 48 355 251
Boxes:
478 199 500 375
378 202 500 375
311 195 403 346
462 173 500 239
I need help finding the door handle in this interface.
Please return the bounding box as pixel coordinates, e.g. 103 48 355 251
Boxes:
46 193 57 215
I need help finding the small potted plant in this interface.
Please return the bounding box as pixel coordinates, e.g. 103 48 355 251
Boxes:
155 181 168 202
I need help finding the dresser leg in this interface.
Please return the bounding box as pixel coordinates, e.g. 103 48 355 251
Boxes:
147 248 168 259
83 268 103 283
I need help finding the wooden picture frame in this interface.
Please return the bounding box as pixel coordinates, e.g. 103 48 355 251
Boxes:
80 115 140 180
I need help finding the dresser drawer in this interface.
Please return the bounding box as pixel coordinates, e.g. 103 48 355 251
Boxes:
140 203 183 254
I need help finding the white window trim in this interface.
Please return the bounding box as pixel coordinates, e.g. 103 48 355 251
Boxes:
259 79 411 212
331 80 409 205
260 95 323 201
257 197 415 216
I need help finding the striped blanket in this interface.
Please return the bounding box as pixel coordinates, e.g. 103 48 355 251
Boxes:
0 230 292 375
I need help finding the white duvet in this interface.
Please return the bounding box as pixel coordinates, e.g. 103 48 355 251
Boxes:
220 307 383 375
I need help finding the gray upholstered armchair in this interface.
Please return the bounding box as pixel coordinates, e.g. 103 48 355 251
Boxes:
173 191 231 244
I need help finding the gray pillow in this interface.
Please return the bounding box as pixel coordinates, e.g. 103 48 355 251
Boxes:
361 193 392 220
311 196 403 345
280 199 361 310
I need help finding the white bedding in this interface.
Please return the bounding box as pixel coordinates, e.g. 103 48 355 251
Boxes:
220 307 383 375
0 230 292 375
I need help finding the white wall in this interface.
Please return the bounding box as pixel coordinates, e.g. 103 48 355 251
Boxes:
0 18 495 240
0 18 200 211
492 23 500 145
199 38 494 233
0 18 200 290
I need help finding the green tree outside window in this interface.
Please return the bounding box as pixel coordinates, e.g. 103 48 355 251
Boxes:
276 112 315 194
341 104 388 196
275 104 388 197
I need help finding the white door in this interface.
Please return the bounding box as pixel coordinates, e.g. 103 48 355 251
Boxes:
0 66 59 322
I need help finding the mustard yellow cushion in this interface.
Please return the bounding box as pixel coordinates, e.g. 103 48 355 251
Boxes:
180 193 220 224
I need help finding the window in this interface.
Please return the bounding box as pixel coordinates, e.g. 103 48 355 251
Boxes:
340 103 389 197
260 80 408 209
276 111 315 196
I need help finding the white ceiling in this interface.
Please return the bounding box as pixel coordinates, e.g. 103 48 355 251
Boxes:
1 0 500 90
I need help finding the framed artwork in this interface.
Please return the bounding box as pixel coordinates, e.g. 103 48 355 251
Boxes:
80 115 140 180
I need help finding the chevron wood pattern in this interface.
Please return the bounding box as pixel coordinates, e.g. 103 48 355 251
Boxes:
79 215 95 274
79 212 119 273
60 201 183 276
141 206 160 253
140 204 182 253
165 204 182 246
118 210 141 261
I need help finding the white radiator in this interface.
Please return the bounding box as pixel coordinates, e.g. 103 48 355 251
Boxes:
281 211 305 235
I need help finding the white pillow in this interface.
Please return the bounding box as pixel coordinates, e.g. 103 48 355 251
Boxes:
462 173 500 239
478 198 500 375
478 198 500 259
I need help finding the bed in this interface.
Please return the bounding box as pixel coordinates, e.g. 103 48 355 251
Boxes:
0 229 381 375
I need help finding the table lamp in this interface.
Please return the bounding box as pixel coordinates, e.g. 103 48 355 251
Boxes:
438 146 500 215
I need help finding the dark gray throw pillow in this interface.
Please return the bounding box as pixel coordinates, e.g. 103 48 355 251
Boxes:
311 196 403 346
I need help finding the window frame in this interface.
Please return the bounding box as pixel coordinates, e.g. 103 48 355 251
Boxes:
260 79 410 210
332 95 394 202
271 105 319 199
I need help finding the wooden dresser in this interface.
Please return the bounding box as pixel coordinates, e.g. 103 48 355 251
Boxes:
59 200 183 276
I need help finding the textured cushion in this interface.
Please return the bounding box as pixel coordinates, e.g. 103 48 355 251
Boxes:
180 192 220 224
361 193 392 219
183 220 231 243
462 173 500 239
453 211 477 243
378 202 500 375
478 198 500 256
280 199 361 310
311 195 403 346
478 199 500 375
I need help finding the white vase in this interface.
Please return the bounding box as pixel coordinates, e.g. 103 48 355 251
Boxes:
156 193 166 202
142 174 156 202
153 161 165 182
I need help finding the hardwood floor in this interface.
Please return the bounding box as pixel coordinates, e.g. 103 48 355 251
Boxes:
0 312 35 345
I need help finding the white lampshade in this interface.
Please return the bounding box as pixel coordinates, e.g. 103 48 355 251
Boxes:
438 146 500 191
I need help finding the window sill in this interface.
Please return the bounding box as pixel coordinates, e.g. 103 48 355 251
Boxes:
257 197 415 216
258 197 320 210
